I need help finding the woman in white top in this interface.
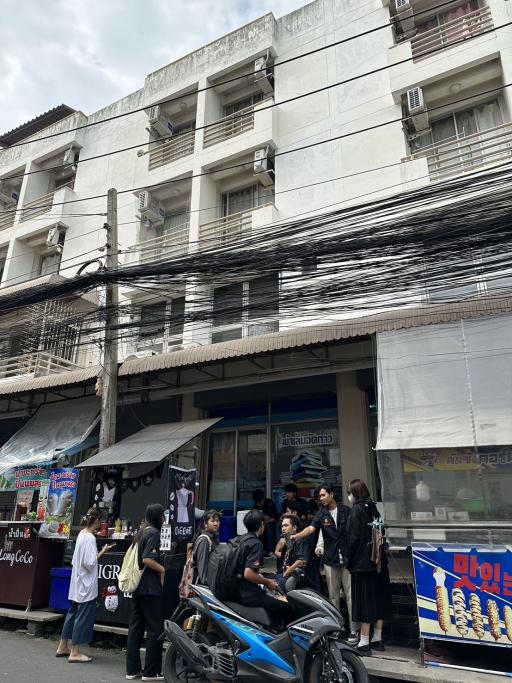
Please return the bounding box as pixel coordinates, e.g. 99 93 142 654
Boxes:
55 507 114 663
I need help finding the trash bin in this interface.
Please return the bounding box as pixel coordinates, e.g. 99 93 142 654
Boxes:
49 567 72 612
219 515 236 542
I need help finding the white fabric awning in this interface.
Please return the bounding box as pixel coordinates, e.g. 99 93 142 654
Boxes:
376 314 512 450
0 396 100 475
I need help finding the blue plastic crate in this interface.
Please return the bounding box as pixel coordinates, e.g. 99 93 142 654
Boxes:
49 567 72 612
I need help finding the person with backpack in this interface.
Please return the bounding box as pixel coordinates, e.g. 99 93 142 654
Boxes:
126 503 166 682
236 510 290 626
346 479 392 655
193 509 220 585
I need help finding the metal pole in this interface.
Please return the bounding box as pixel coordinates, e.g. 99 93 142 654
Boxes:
99 188 119 451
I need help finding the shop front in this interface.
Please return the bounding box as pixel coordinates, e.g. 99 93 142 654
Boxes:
376 314 512 673
0 397 100 608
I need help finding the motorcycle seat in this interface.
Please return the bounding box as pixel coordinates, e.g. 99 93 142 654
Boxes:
224 602 273 628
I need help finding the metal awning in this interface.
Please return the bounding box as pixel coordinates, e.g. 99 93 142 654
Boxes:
78 418 222 468
0 396 100 476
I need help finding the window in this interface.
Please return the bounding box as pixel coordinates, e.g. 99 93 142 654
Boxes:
221 184 271 217
224 92 263 116
38 250 62 276
138 302 167 340
212 274 279 341
168 297 185 342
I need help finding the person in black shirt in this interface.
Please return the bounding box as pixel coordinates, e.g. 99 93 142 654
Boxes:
193 509 220 585
280 483 308 522
275 515 309 593
126 504 166 681
252 489 278 555
237 509 290 627
292 485 359 644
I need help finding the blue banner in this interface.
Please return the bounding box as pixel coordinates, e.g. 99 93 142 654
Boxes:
39 468 79 539
412 543 512 647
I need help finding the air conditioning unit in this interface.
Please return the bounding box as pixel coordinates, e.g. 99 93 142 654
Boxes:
147 105 175 138
407 87 429 132
167 344 184 353
134 342 164 356
62 146 78 168
46 226 63 248
0 181 18 207
254 147 275 186
394 0 415 37
254 56 274 95
138 191 165 226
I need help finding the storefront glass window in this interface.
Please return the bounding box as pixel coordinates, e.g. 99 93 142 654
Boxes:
378 446 512 544
207 432 236 510
237 430 267 509
271 420 341 508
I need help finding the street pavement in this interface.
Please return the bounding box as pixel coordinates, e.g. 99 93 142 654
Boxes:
0 629 126 682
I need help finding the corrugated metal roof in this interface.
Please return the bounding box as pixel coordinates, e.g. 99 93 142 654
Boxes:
0 366 100 396
78 418 222 468
0 105 76 147
119 295 512 377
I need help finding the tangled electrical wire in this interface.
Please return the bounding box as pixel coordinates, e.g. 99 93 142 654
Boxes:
1 162 512 356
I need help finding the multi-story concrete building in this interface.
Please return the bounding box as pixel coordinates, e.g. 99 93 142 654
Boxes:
0 0 511 569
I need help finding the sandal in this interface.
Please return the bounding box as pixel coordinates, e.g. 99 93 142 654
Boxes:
68 655 92 663
55 651 70 658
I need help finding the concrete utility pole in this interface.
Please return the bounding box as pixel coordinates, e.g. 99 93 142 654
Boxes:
99 188 119 451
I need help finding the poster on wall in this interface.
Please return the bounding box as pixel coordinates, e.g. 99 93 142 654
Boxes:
412 543 512 647
271 421 341 503
39 468 79 539
168 466 195 542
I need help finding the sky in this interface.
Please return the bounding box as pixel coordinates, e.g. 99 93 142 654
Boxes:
0 0 307 135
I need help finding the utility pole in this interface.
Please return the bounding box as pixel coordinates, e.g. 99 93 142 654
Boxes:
99 188 119 451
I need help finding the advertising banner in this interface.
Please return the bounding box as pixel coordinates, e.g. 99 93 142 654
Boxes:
412 543 512 647
15 466 49 490
39 468 79 539
167 466 195 542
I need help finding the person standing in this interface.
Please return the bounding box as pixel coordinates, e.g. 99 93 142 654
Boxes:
346 479 392 655
280 483 308 523
252 489 279 555
55 508 114 662
193 509 220 585
291 485 359 644
126 504 166 681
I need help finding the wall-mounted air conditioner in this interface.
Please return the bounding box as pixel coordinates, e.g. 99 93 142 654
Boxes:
254 147 275 186
407 87 429 132
147 105 175 138
254 55 274 95
394 0 415 37
138 191 165 226
0 181 18 207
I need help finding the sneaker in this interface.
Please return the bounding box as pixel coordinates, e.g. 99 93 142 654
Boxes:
356 644 372 656
141 676 164 682
347 631 360 645
371 640 385 652
126 676 141 680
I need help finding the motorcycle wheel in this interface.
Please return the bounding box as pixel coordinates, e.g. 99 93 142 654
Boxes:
306 648 369 683
163 643 207 683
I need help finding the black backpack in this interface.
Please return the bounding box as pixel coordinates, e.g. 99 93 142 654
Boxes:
207 534 252 601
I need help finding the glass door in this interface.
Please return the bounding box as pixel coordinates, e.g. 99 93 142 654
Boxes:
237 430 268 510
207 431 236 512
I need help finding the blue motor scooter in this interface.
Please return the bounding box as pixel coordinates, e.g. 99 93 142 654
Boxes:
164 584 369 683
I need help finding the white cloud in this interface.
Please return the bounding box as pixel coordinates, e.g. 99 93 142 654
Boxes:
0 0 306 134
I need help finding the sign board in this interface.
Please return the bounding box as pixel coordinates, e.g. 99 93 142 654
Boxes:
14 467 49 490
96 553 132 625
412 543 512 647
39 468 78 539
168 466 195 542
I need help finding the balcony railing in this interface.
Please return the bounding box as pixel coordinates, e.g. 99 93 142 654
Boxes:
124 222 190 265
148 130 195 171
411 6 493 60
408 121 512 181
0 351 81 382
20 191 55 222
0 210 15 233
199 204 272 249
203 98 272 148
